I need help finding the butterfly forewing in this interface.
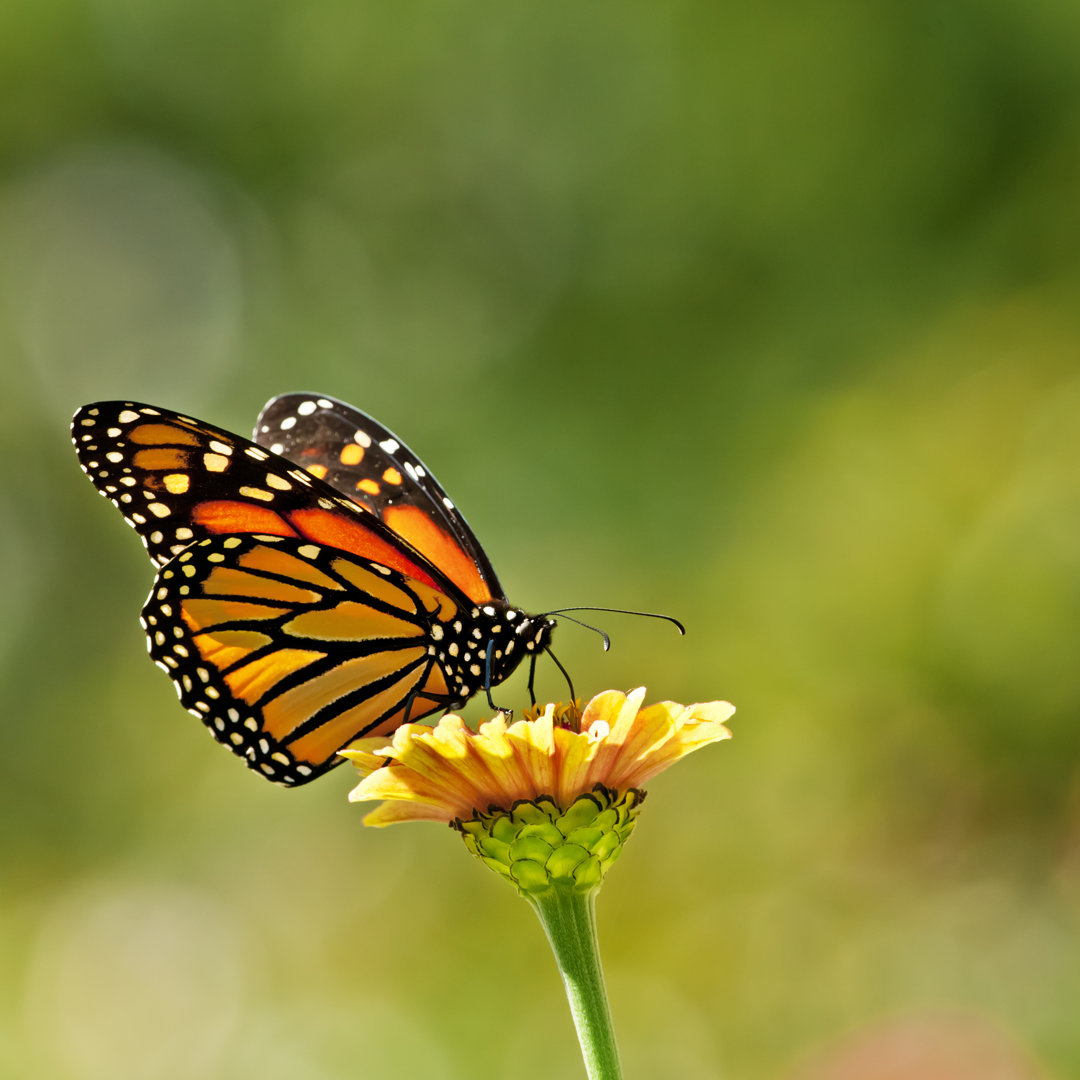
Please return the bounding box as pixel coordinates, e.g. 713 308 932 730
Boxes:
143 534 462 785
71 401 458 596
255 393 502 604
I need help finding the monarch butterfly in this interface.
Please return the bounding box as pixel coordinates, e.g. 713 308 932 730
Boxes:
71 394 556 786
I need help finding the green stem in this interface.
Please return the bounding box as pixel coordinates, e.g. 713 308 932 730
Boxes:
528 887 623 1080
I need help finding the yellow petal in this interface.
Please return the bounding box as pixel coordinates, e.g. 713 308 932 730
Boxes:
343 688 734 828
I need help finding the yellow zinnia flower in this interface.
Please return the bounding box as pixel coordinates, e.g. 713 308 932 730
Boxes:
342 687 734 1080
343 687 733 827
342 687 733 894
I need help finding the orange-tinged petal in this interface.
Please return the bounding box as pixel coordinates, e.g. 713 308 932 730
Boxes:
552 722 597 805
617 702 734 787
471 715 529 796
361 800 457 827
347 763 457 809
509 710 557 796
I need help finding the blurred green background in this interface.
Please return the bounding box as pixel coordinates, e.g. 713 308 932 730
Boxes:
2 2 1080 1077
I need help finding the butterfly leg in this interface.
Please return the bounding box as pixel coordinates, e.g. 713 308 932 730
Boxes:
400 677 425 726
527 653 539 706
544 646 576 703
482 638 511 716
402 661 460 722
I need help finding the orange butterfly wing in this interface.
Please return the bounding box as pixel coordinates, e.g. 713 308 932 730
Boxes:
72 401 455 595
255 394 501 604
73 400 554 786
144 534 462 785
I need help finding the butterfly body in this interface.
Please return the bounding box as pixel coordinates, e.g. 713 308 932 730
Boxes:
72 396 554 786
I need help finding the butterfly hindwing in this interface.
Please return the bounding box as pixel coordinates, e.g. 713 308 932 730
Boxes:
255 393 502 604
143 534 464 785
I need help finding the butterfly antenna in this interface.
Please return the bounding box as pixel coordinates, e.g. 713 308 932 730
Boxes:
548 612 611 652
544 646 576 702
543 605 686 637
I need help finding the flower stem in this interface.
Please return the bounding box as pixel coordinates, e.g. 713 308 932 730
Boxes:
528 887 623 1080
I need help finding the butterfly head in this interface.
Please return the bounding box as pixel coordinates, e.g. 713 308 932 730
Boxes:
506 607 557 658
